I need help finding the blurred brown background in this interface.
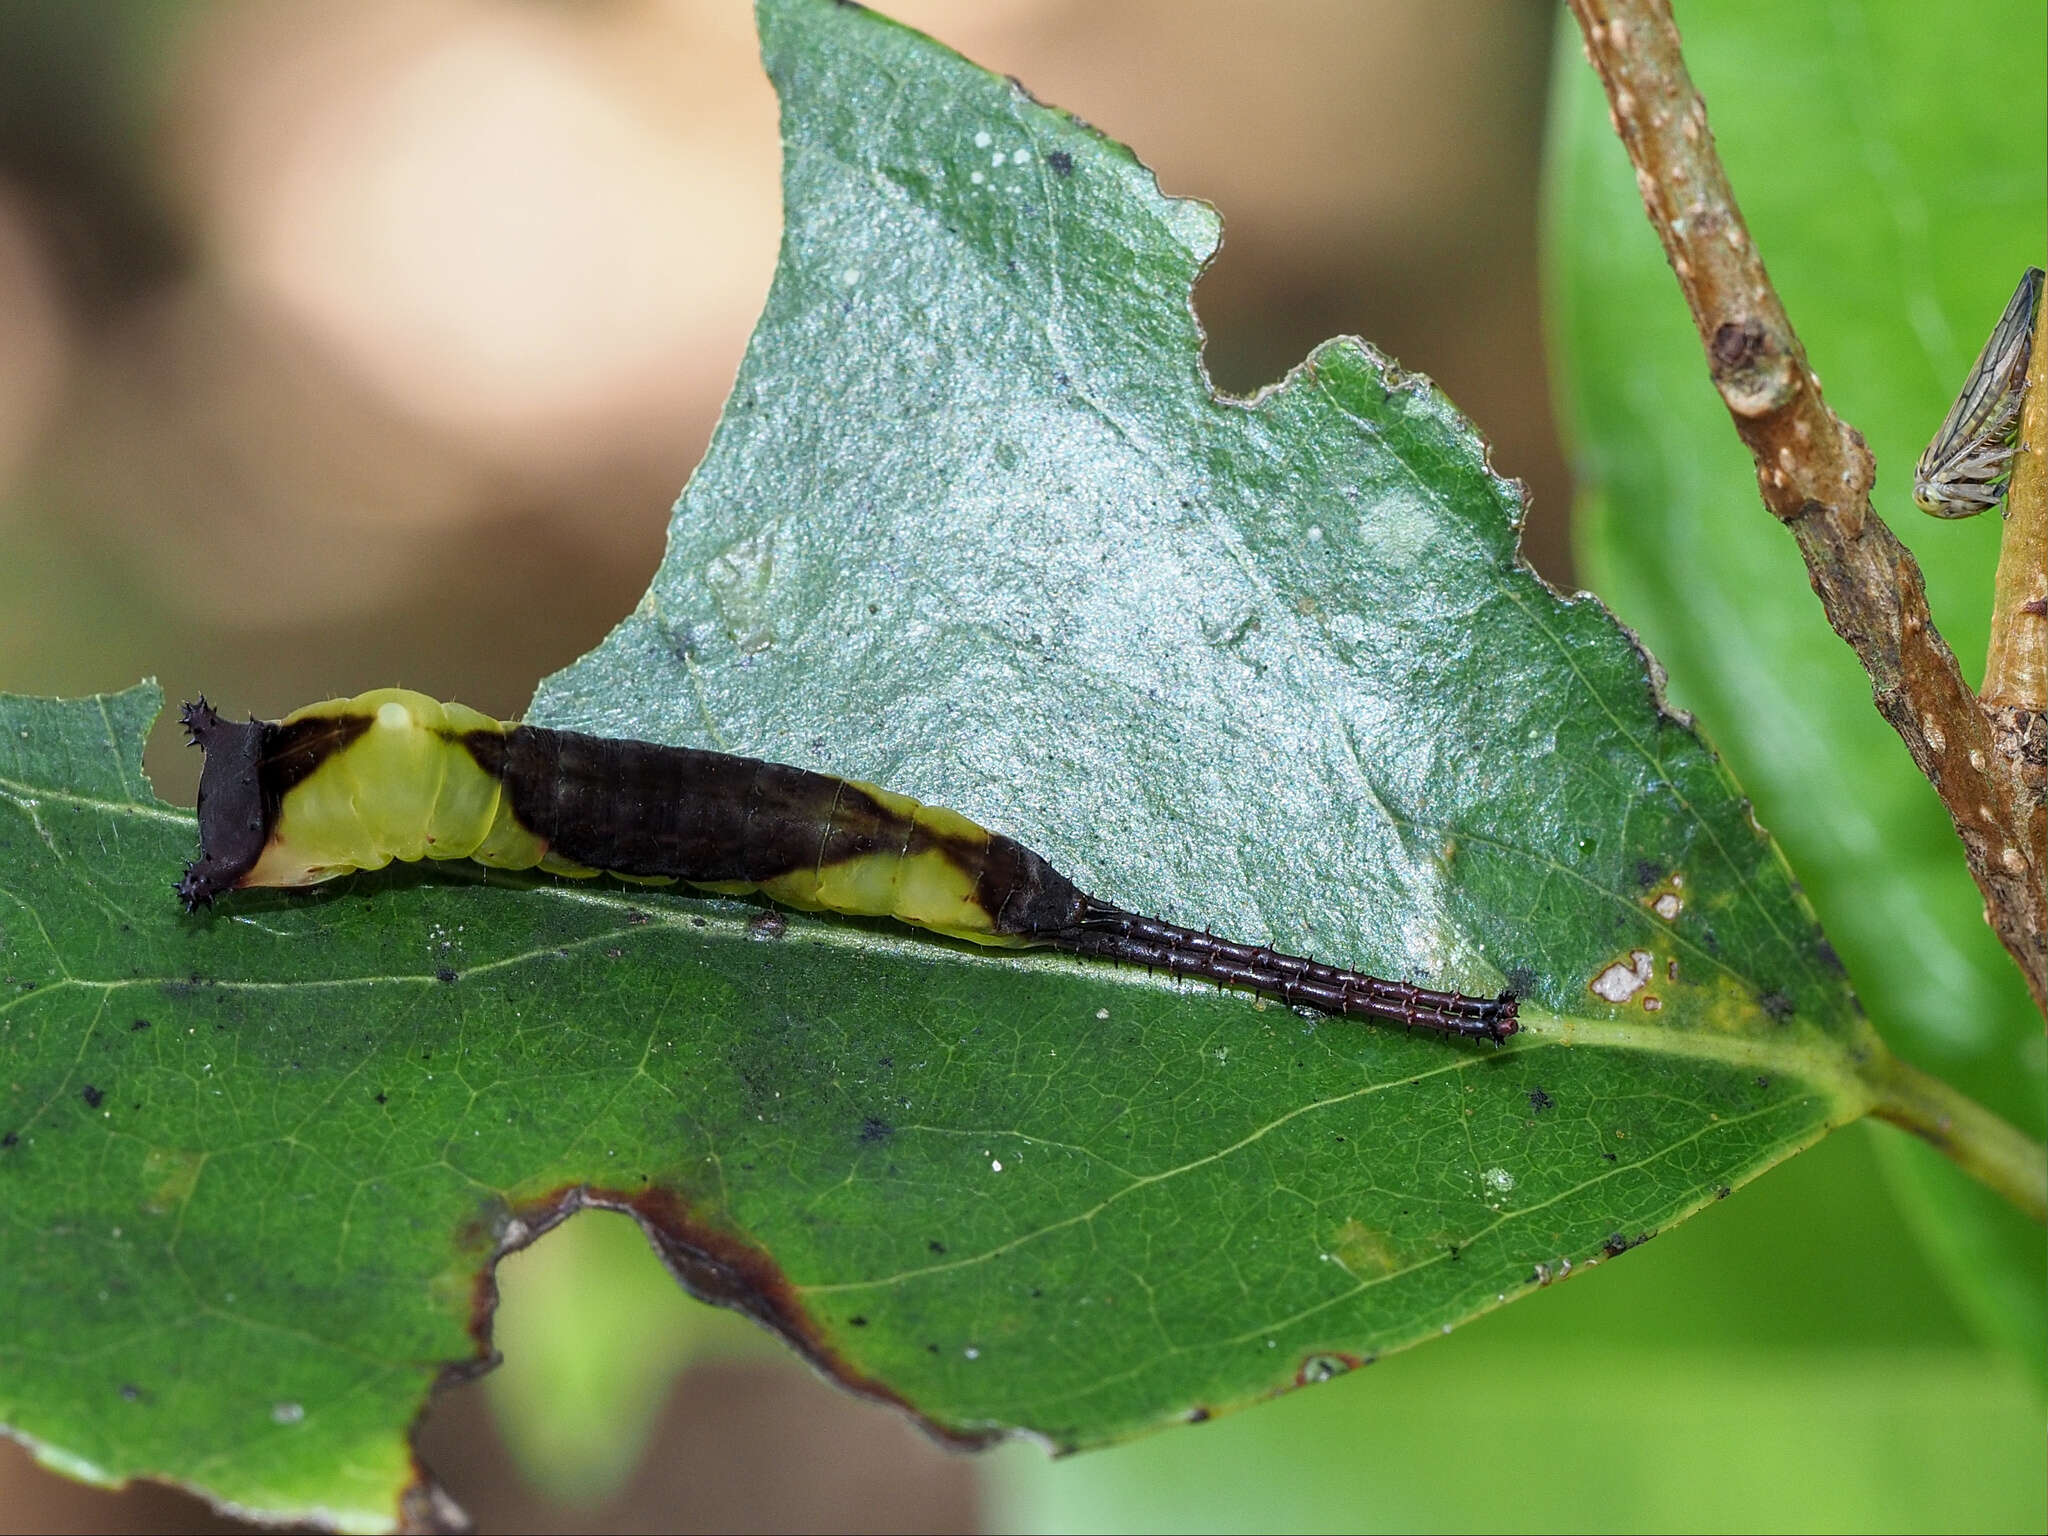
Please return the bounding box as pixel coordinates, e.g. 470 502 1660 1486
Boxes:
0 1 1562 1529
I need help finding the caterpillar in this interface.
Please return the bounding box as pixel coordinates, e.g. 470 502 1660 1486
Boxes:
176 689 1519 1043
1913 265 2042 519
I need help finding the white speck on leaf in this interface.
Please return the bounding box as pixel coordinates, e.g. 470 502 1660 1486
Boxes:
1482 1166 1515 1194
973 130 992 148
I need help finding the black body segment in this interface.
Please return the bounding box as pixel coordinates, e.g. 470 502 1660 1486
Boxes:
978 831 1090 939
467 724 1095 940
467 727 801 884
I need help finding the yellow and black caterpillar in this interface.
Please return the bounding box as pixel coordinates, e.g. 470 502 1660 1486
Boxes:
178 689 1519 1043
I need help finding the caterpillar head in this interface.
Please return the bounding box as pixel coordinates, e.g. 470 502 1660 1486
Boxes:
177 698 274 910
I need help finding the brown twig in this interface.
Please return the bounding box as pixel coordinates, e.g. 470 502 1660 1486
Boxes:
1979 281 2047 857
1565 0 2047 1015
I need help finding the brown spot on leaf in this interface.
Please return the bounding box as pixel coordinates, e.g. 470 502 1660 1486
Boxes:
1296 1352 1364 1386
140 1146 204 1215
1327 1217 1401 1279
1590 949 1654 1004
434 1178 1002 1526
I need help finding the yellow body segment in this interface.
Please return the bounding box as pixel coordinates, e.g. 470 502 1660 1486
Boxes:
245 689 550 888
889 796 1016 945
726 782 1019 945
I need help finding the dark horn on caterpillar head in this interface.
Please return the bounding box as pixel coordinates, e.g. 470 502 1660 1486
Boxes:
177 701 274 910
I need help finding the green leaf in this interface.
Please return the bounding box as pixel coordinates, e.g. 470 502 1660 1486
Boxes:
1543 0 2047 1371
0 0 1924 1526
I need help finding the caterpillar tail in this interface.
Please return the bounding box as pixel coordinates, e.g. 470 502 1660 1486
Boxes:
1049 899 1518 1043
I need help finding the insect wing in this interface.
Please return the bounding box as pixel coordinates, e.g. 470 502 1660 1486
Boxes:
1914 266 2043 517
